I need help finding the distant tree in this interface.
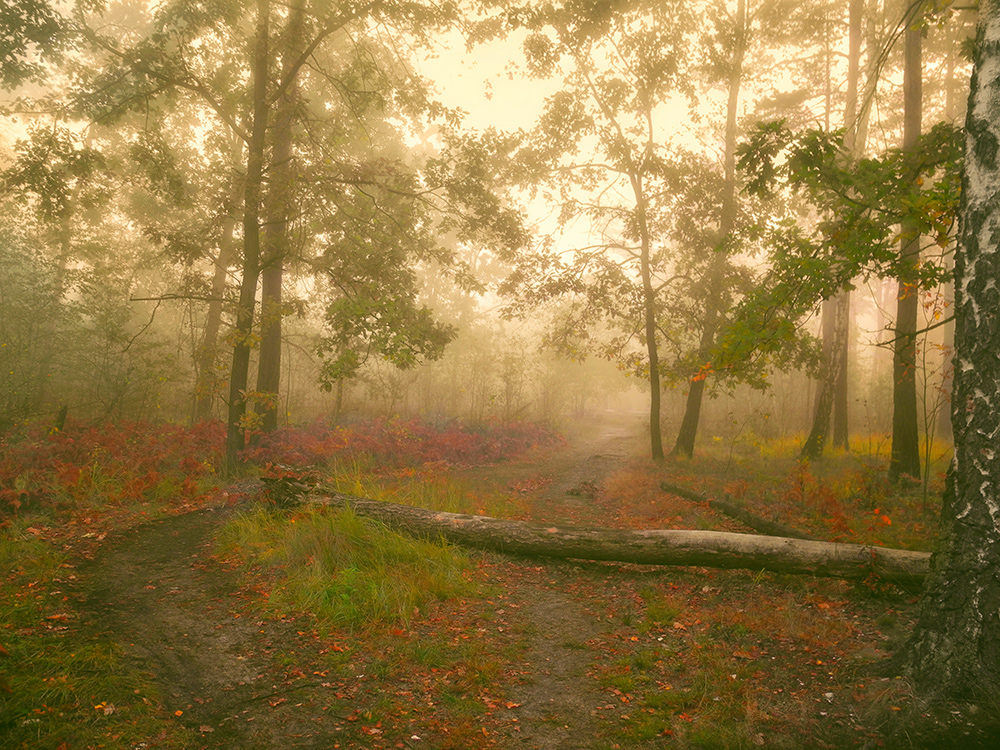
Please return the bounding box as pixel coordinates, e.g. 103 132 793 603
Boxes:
801 0 869 460
71 0 522 471
888 0 925 483
730 120 961 410
488 0 697 461
669 0 748 459
0 207 70 424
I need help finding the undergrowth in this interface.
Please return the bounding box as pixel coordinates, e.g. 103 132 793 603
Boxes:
218 506 476 630
322 459 530 518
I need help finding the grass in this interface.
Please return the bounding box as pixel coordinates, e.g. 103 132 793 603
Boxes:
322 458 530 518
0 529 179 750
218 505 476 630
641 432 948 554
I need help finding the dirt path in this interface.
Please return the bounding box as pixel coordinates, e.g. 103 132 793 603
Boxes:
483 412 650 748
78 504 338 749
76 411 650 749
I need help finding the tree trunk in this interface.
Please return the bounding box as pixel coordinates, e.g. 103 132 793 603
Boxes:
193 134 242 423
255 0 304 435
672 376 708 459
832 296 850 450
632 168 663 461
808 0 866 455
935 20 963 444
306 493 929 590
888 9 923 483
801 292 849 459
671 0 745 459
256 264 283 432
225 0 270 475
898 7 1000 697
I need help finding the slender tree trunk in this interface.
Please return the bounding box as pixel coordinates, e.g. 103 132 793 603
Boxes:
806 0 866 456
256 0 304 434
899 7 1000 695
935 24 963 443
831 0 866 452
889 13 923 483
671 310 717 458
225 0 270 475
801 293 849 459
671 0 744 458
631 162 663 460
193 135 242 423
832 297 850 450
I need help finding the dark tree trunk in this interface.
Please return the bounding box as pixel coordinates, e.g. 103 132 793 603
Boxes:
306 493 929 589
659 481 817 541
193 232 236 422
899 8 1000 696
801 292 849 460
672 377 707 459
810 0 865 455
225 0 270 475
256 264 283 432
831 304 850 450
888 12 923 483
255 0 304 435
642 246 664 462
631 158 663 461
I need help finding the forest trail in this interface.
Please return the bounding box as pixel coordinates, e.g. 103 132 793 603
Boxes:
75 411 650 749
494 411 648 748
78 505 339 749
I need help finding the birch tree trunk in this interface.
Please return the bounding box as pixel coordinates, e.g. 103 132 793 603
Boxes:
309 493 929 589
899 3 1000 697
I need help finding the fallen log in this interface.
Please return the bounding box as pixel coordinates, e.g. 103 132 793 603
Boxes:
660 481 817 541
310 492 930 590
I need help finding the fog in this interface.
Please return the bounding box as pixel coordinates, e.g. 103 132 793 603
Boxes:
0 0 975 474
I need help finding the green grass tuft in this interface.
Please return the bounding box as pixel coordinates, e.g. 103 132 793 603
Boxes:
219 506 475 630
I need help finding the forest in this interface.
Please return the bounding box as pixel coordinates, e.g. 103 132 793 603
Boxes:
2 0 1000 748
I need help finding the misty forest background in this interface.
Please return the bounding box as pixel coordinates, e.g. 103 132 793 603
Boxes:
6 2 1000 748
0 0 974 478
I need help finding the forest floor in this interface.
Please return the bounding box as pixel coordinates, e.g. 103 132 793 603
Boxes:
5 413 1000 749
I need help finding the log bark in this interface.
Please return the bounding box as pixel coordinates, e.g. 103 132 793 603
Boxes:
659 481 817 541
308 492 929 590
